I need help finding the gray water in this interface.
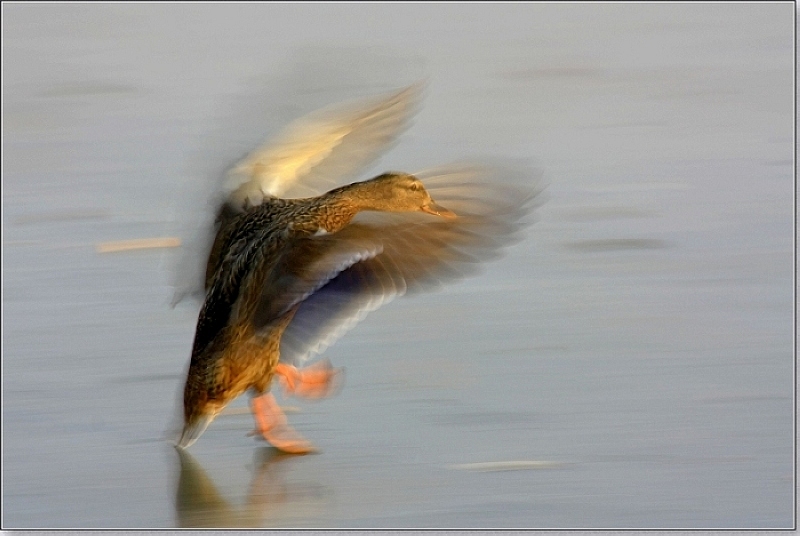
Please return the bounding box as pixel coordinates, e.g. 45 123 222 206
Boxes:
2 3 795 529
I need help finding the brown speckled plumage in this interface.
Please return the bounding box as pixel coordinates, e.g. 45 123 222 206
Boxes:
175 85 541 450
179 172 462 446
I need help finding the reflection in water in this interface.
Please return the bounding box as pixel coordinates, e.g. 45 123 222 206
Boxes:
174 447 329 527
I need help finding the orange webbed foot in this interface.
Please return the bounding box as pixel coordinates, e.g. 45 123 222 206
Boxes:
250 393 316 454
274 360 343 400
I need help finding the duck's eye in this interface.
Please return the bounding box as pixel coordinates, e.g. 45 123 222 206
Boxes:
410 182 421 192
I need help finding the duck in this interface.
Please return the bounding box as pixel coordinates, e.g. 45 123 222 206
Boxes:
175 84 540 452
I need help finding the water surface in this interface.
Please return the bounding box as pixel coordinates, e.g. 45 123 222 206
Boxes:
3 3 794 528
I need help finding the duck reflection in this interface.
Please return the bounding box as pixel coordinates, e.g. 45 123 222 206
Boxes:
174 447 329 527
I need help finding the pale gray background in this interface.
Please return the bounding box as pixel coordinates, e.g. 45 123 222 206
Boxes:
3 3 794 528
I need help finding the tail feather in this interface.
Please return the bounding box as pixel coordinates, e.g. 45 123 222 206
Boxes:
176 414 215 449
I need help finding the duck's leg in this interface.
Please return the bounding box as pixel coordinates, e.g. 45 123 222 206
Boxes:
274 360 342 399
250 392 316 454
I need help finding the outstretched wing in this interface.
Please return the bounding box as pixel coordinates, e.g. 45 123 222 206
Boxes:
223 83 423 208
172 84 423 306
271 163 545 366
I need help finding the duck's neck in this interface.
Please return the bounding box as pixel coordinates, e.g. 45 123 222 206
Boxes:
291 178 400 235
323 179 392 213
290 181 379 235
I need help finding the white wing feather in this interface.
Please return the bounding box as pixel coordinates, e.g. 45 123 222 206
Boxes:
223 83 423 208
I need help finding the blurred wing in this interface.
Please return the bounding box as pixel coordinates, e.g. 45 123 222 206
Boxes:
279 259 404 367
277 163 545 366
223 83 423 208
251 233 386 329
170 84 422 306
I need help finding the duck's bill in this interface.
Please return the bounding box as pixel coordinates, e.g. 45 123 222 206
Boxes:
422 201 457 219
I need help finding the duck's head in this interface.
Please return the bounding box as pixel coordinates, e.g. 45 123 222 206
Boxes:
363 172 457 219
